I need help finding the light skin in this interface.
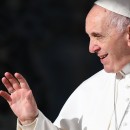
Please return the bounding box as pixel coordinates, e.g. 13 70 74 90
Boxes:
86 5 130 73
1 5 130 126
0 72 38 125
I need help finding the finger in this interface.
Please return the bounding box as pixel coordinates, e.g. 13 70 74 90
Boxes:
14 73 30 89
1 77 15 94
4 72 21 90
0 90 12 103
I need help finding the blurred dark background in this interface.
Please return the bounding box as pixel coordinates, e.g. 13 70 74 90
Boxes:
0 0 102 129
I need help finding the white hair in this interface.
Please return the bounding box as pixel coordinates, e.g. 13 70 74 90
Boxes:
107 11 130 33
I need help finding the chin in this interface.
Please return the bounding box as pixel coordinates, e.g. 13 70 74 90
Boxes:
103 66 116 73
103 62 124 73
104 69 115 73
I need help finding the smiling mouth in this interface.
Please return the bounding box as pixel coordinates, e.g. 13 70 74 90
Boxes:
99 54 108 59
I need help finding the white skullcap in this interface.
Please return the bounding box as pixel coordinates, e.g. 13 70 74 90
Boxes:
95 0 130 18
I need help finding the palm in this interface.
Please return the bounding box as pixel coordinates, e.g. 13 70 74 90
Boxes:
0 72 38 123
10 89 37 121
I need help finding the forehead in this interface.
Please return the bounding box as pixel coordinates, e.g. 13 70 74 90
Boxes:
85 5 109 34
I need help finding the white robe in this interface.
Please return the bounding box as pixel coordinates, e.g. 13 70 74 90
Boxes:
17 69 130 130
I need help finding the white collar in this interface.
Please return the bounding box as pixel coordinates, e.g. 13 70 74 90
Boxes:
119 63 130 77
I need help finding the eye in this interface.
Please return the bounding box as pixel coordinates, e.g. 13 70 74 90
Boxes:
91 32 103 40
92 33 102 38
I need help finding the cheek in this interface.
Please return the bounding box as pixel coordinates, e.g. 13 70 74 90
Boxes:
108 44 126 65
106 39 122 56
105 43 120 63
109 48 121 61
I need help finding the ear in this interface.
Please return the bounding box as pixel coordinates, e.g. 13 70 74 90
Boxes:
127 25 130 46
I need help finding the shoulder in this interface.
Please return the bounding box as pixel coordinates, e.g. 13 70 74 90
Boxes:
54 69 115 123
61 69 115 108
74 69 115 93
83 69 114 85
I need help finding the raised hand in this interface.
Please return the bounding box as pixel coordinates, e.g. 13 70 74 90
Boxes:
0 72 38 125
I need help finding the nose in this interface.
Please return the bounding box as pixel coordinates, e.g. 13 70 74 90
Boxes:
89 40 101 53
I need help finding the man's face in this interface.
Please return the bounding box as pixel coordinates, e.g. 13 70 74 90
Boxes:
85 5 130 73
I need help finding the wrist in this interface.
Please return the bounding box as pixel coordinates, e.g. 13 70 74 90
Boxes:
19 119 36 125
19 115 38 125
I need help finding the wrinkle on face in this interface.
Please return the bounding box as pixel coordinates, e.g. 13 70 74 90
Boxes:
85 5 130 73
